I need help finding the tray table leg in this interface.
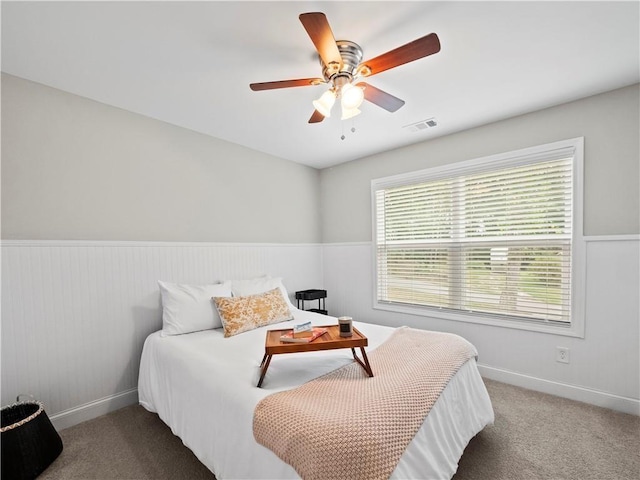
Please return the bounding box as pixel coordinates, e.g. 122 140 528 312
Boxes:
257 354 272 388
351 347 374 377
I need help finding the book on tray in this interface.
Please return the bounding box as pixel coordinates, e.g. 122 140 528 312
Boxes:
280 327 328 343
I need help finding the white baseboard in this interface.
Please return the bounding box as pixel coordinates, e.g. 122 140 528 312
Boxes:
49 388 139 431
478 364 640 416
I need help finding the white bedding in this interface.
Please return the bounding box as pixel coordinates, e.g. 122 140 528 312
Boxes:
138 309 494 479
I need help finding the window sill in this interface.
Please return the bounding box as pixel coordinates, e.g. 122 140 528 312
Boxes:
373 301 585 338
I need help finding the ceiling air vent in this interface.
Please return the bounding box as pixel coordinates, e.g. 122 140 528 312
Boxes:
403 117 438 132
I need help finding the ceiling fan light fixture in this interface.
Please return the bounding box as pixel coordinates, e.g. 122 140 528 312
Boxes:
340 82 365 110
341 106 361 120
312 89 336 117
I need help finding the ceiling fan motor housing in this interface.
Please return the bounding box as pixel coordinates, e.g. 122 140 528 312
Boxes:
321 40 363 83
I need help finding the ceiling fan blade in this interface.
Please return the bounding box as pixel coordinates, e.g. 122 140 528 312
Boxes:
250 78 324 91
309 110 325 123
299 12 343 70
359 33 440 77
356 82 405 112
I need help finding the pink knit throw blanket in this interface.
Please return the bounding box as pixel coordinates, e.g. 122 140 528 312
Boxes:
253 326 478 480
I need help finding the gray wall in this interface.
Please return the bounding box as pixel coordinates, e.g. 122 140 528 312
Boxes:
1 74 323 427
2 74 638 421
320 84 640 242
1 74 321 243
318 84 640 414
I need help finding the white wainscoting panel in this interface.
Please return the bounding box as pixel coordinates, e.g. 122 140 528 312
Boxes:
3 238 637 427
322 238 640 414
1 241 323 427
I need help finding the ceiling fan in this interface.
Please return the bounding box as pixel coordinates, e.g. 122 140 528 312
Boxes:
249 12 441 123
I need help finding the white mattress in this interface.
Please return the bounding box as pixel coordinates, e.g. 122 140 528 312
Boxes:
138 309 494 479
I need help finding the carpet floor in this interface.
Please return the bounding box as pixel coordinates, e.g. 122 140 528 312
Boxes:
38 379 639 480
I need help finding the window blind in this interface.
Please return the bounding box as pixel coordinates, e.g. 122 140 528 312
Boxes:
374 156 574 324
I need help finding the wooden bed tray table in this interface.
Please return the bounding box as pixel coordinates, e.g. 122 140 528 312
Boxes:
257 325 374 388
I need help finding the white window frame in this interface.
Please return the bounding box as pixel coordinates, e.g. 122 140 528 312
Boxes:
371 137 585 338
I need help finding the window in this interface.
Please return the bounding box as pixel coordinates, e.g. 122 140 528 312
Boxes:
372 138 584 337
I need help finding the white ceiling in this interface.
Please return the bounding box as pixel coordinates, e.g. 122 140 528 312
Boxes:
2 1 639 169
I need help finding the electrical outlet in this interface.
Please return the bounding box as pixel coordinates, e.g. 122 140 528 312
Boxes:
556 347 570 364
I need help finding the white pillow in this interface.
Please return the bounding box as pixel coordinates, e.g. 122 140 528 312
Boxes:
158 281 232 336
228 276 295 308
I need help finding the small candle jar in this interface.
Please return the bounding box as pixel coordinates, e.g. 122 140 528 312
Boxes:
338 316 353 337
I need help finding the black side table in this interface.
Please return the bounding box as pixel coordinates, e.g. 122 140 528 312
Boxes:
295 289 327 315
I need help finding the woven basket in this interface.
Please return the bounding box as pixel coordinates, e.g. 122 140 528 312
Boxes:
1 400 63 480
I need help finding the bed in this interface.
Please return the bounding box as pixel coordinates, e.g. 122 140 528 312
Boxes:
138 307 494 479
